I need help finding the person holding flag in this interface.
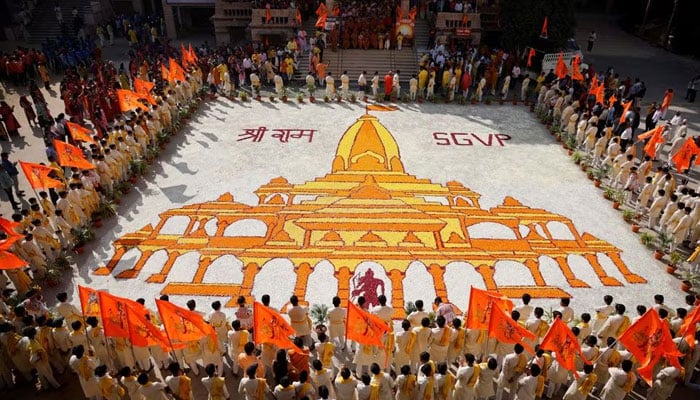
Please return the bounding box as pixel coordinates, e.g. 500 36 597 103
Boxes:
495 343 528 400
599 359 636 400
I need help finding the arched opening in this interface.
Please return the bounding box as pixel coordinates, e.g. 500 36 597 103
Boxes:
167 251 200 283
110 247 143 277
204 218 218 236
444 261 485 312
467 222 517 239
159 216 191 235
568 254 601 287
518 225 530 238
493 260 536 287
546 221 576 240
251 258 296 309
403 261 437 308
223 219 268 237
537 255 569 288
202 255 245 284
305 260 338 307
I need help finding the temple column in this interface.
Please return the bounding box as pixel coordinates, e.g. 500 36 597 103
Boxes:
192 256 216 283
183 216 197 236
236 262 262 304
554 256 589 288
94 246 127 275
475 263 497 290
565 221 585 246
293 262 313 305
146 251 181 283
335 266 352 307
606 252 647 283
428 263 462 315
523 259 546 286
116 249 153 279
388 269 406 319
583 253 622 286
190 217 210 236
433 232 444 249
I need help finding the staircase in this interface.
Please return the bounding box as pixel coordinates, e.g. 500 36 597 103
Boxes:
413 18 430 53
26 0 94 43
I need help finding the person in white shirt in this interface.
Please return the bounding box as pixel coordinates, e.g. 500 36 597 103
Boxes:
54 292 82 328
137 373 169 400
202 363 230 400
327 296 347 349
288 295 311 347
599 360 636 400
357 71 367 95
557 298 574 324
274 376 296 400
513 293 533 323
514 363 540 400
334 367 358 400
208 300 229 347
407 300 429 328
239 363 269 400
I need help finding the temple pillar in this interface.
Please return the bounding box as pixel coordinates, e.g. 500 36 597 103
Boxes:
215 220 231 237
293 262 313 304
475 263 497 290
192 256 215 283
388 269 406 319
565 221 585 246
190 217 210 237
236 262 262 304
335 266 352 306
146 251 181 283
94 246 127 275
116 249 153 278
523 259 546 286
303 230 312 247
428 263 462 315
433 232 444 249
183 216 197 236
554 256 589 288
583 254 622 286
606 252 647 283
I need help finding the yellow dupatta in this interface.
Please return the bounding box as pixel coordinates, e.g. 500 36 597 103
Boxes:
578 373 597 396
401 374 416 395
238 330 249 350
466 365 481 387
255 378 267 400
442 373 456 397
535 320 549 337
423 376 435 400
78 356 92 381
454 328 465 350
405 331 417 354
615 316 631 337
370 373 384 400
622 371 635 393
438 327 451 346
514 354 527 375
210 377 226 399
6 332 21 356
179 375 192 400
475 330 487 344
536 375 545 398
321 342 334 367
28 339 46 366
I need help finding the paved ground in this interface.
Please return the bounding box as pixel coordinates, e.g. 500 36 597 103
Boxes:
1 12 699 400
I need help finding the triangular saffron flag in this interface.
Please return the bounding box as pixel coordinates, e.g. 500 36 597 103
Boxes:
253 302 300 350
679 305 700 349
661 90 674 111
66 121 96 143
409 7 417 22
540 16 548 38
346 302 389 347
619 100 633 123
396 5 403 21
555 52 568 79
465 286 514 330
53 140 95 170
527 48 536 68
125 301 171 351
18 161 63 189
265 5 272 23
188 44 198 63
181 43 190 67
637 126 662 140
78 285 102 318
618 308 682 385
572 62 584 81
608 93 618 106
642 127 666 159
588 76 599 95
0 250 27 269
133 78 156 105
117 89 148 112
0 217 23 249
540 318 588 377
156 299 215 343
316 3 327 16
595 85 605 105
671 138 700 173
168 58 186 83
488 303 536 354
161 64 170 83
296 8 302 25
315 14 327 28
98 291 135 339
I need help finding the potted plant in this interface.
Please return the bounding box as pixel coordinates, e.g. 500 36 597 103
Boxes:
512 96 518 105
592 165 610 187
297 92 304 103
484 96 492 105
640 232 656 248
269 94 276 102
310 303 329 325
129 159 147 177
324 95 330 103
350 93 357 103
571 151 584 165
611 190 625 209
680 269 699 292
587 169 595 181
667 251 684 274
281 88 288 103
307 83 316 101
604 187 616 201
72 226 95 254
146 147 159 164
96 199 118 219
498 97 504 105
239 91 248 101
631 222 641 233
470 95 478 105
565 135 577 153
401 93 410 103
655 230 673 259
253 86 261 101
622 209 635 223
41 266 63 287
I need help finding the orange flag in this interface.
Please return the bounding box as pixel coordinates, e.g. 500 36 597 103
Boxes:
679 305 700 348
0 250 27 269
540 318 588 377
168 58 186 83
588 75 599 95
595 85 605 105
315 14 327 28
642 127 666 159
316 3 327 16
78 285 102 318
181 43 190 67
332 5 340 16
661 90 674 111
161 64 170 82
18 161 63 189
296 8 302 25
671 138 700 173
125 301 171 350
188 44 198 63
53 140 95 170
619 100 633 123
462 13 468 26
396 5 404 21
265 5 272 23
540 16 548 37
488 303 535 354
555 52 568 79
66 121 96 143
366 104 399 112
571 62 584 81
618 308 682 385
253 302 299 349
98 291 134 338
346 302 389 347
527 48 535 68
156 299 215 343
409 7 417 22
608 93 618 106
0 217 22 249
465 286 514 330
133 78 156 105
637 126 662 140
117 89 148 112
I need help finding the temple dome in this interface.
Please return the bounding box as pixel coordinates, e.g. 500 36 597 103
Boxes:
332 114 404 173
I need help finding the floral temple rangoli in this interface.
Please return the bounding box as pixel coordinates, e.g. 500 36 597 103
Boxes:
94 114 647 318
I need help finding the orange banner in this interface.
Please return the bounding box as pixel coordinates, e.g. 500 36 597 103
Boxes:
18 161 64 189
161 64 170 82
53 140 95 170
619 100 633 124
465 286 513 330
117 89 149 112
78 285 102 318
671 138 700 173
253 301 299 349
540 318 588 376
679 305 700 349
488 304 535 354
0 250 27 269
346 302 389 347
555 52 568 79
133 78 156 105
66 122 96 143
156 299 215 343
98 291 135 338
126 301 171 350
168 58 186 83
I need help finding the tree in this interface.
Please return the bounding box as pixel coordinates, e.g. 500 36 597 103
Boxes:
499 0 576 52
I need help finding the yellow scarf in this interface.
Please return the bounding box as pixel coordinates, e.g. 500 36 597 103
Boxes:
78 356 92 381
401 374 416 395
322 342 334 367
384 333 395 354
423 376 435 400
466 365 481 387
454 328 465 349
369 383 381 400
475 330 487 344
338 376 354 385
615 316 631 337
179 376 192 400
622 371 635 393
514 354 527 375
207 336 218 353
210 377 226 399
438 327 451 346
298 382 312 398
536 375 545 398
28 339 46 365
540 354 551 379
536 320 549 337
363 344 374 355
238 330 249 349
6 332 21 356
608 349 621 367
255 378 267 400
578 373 597 396
38 327 52 352
115 337 126 352
100 376 126 398
405 331 417 354
442 373 456 397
